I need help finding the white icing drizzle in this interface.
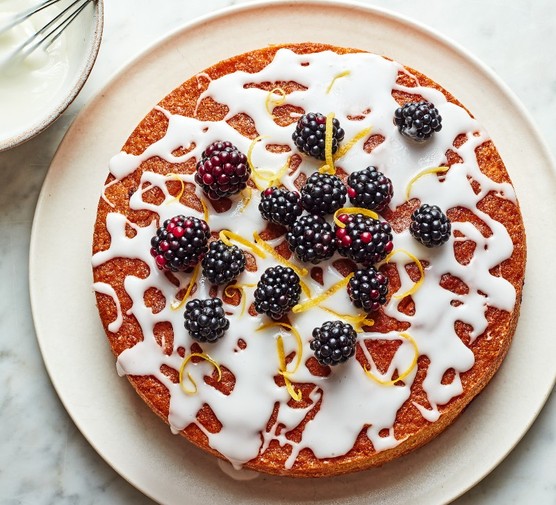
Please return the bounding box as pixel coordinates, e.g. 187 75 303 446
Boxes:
93 49 517 470
217 459 260 481
92 282 123 332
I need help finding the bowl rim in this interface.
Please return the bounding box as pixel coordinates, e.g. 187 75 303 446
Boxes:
0 0 104 153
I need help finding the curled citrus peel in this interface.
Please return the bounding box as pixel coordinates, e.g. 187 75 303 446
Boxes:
267 156 291 188
200 197 210 222
324 112 336 174
265 87 287 117
247 135 271 191
318 164 335 175
254 166 275 178
405 166 449 199
258 321 303 401
326 70 351 94
363 332 419 386
320 306 374 333
247 136 291 189
277 336 303 401
171 263 201 311
319 121 372 175
165 173 185 205
381 248 424 300
252 232 311 297
334 126 372 160
179 352 223 395
333 207 379 228
240 186 252 212
293 273 354 313
219 230 266 259
224 283 256 316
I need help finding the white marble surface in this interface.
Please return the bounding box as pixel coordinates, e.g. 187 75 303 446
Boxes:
1 0 555 503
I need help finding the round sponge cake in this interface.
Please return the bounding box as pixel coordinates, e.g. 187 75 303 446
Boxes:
92 43 526 477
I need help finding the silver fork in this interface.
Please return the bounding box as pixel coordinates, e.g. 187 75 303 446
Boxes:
0 0 94 68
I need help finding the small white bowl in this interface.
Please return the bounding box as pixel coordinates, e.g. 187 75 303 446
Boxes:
0 0 103 152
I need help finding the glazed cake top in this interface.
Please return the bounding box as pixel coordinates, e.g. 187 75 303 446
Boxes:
93 46 522 474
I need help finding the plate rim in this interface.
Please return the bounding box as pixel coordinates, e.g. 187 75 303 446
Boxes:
29 1 556 504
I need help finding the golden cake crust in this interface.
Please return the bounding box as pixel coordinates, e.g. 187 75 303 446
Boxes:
93 43 526 477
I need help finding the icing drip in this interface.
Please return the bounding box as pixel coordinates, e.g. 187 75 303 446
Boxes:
217 459 260 481
93 49 517 470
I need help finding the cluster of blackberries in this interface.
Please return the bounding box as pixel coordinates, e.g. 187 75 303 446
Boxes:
260 172 349 224
150 216 249 280
165 100 450 363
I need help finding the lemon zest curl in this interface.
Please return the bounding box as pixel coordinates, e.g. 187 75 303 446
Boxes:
240 186 252 212
252 232 310 298
310 112 373 177
326 70 351 94
219 230 266 259
363 332 419 386
171 263 201 311
165 173 185 205
324 112 335 173
224 283 257 316
247 135 271 191
179 352 222 395
258 321 303 401
247 136 291 189
334 126 372 160
265 87 287 117
293 273 353 313
405 166 449 199
320 306 374 333
333 207 379 228
380 248 424 300
200 197 209 222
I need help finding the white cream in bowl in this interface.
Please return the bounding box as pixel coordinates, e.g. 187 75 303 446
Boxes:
0 0 103 151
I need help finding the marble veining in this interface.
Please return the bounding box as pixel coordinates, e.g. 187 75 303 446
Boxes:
0 0 555 504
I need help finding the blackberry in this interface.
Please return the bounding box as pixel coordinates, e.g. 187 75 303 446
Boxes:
310 320 357 366
254 266 301 320
150 215 210 272
394 101 442 142
346 166 393 212
300 172 347 215
259 187 303 227
348 267 389 312
195 141 250 200
286 214 336 264
410 204 451 247
292 112 345 160
335 213 394 266
184 297 229 343
201 240 246 285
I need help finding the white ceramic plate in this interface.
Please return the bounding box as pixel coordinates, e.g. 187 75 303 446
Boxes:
30 1 556 504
